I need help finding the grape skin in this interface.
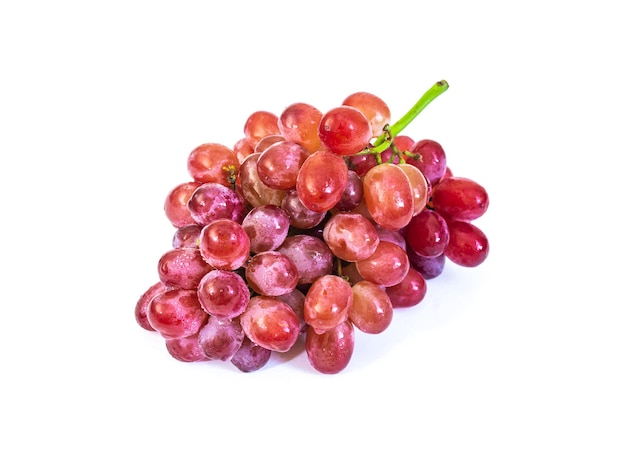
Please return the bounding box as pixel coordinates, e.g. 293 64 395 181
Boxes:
444 219 489 267
164 181 202 228
362 163 414 231
304 275 353 334
165 334 208 362
240 296 300 353
187 143 239 187
147 289 208 340
355 240 410 287
135 281 167 332
349 280 393 334
305 320 355 374
430 176 489 222
197 316 245 361
322 212 380 262
296 150 348 212
318 105 373 156
157 247 213 290
245 251 299 297
198 219 251 271
275 234 333 285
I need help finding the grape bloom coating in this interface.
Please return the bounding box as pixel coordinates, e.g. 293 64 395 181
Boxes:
135 80 490 374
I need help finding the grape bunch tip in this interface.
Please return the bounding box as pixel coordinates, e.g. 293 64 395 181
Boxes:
135 80 490 374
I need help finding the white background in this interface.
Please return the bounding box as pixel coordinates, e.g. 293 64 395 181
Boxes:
1 1 624 453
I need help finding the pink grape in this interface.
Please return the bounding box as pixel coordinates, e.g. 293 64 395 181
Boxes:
198 316 245 361
407 139 447 185
404 209 450 258
318 105 372 156
187 143 239 187
398 163 429 216
278 102 323 153
233 137 255 164
231 337 272 372
275 234 334 285
385 267 427 308
362 163 414 230
280 189 327 229
239 153 287 208
342 91 391 137
240 295 300 352
164 181 202 228
335 169 364 212
147 288 209 340
349 280 394 334
187 182 246 226
444 219 489 267
254 134 285 154
198 219 250 270
304 274 353 334
276 288 307 333
243 110 280 148
165 334 208 362
322 212 379 262
172 224 202 249
135 281 167 331
430 176 489 221
245 251 299 296
241 204 290 253
296 150 348 212
256 141 308 190
157 247 213 290
355 240 410 287
197 269 250 318
305 320 355 374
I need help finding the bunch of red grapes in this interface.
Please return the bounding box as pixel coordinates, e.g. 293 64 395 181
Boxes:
134 81 489 374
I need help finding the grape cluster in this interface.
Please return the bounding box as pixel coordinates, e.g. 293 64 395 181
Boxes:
134 81 490 374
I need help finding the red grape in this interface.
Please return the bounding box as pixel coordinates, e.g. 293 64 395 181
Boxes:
444 219 489 267
197 269 250 318
135 281 166 331
355 240 410 287
404 209 450 258
278 102 323 153
245 251 299 296
165 334 208 362
305 320 355 374
349 280 394 334
157 247 213 290
385 267 427 308
322 212 379 262
164 181 202 228
296 150 348 212
198 219 250 270
187 143 239 187
243 110 280 148
406 139 447 185
342 91 391 137
362 163 414 230
147 288 208 340
430 176 489 221
240 295 300 352
318 106 372 156
304 274 353 334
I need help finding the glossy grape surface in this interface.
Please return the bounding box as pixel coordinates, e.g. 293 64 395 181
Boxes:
305 320 355 374
430 176 489 221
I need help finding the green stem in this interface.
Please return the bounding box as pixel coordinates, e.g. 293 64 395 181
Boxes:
372 80 449 147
